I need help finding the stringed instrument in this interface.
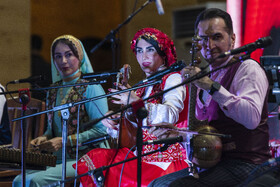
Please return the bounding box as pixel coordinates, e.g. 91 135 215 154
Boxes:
112 64 138 149
187 35 208 131
187 34 222 168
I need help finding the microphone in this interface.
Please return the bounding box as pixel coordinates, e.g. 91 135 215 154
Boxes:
78 135 111 147
218 36 272 58
155 0 165 15
80 71 119 79
137 60 186 85
143 136 183 145
8 75 45 84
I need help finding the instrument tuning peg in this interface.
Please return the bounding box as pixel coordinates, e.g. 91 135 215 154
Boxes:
192 35 202 42
195 44 202 51
195 56 201 64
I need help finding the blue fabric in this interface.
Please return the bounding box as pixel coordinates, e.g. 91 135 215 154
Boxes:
13 159 77 187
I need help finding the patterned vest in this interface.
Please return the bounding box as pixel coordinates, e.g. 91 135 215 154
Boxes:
135 72 188 162
46 78 91 158
196 61 270 164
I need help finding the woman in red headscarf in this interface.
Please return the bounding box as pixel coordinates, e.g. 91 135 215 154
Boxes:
74 28 189 187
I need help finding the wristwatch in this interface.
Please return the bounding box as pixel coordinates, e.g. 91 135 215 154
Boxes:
208 81 221 95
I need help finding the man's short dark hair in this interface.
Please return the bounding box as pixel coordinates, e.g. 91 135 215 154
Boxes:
194 8 233 35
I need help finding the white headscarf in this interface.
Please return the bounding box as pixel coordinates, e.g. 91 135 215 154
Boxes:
50 35 94 83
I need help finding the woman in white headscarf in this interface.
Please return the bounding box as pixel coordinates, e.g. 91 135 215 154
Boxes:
13 35 109 186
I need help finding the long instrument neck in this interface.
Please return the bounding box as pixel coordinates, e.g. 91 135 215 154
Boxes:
187 83 208 131
187 35 208 131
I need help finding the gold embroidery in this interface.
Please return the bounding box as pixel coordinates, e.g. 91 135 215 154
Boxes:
51 35 84 61
58 87 72 117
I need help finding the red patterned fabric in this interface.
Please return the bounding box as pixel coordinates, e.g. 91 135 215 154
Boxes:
135 73 188 162
130 28 177 67
73 148 188 187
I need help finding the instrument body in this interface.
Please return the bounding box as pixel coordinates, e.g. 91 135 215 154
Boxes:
187 35 222 168
119 116 137 149
0 147 57 167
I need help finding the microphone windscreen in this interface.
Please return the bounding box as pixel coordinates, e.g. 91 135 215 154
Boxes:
258 36 272 47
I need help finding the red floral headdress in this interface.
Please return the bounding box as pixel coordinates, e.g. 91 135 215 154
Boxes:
130 28 177 67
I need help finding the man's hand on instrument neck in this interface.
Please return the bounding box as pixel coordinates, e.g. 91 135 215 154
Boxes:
181 66 214 91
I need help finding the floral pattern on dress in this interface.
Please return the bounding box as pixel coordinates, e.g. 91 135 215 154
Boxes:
135 73 186 162
46 78 91 158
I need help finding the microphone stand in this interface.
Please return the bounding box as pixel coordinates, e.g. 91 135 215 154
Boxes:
18 88 31 187
89 0 156 83
2 80 107 96
60 108 69 187
131 99 147 187
90 0 155 54
12 80 162 123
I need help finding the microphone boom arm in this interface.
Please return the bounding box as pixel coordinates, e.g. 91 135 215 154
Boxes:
90 0 155 54
12 80 163 123
0 80 107 96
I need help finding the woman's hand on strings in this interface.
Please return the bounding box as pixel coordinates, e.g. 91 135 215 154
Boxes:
38 137 63 153
101 111 121 130
148 123 180 139
30 136 48 151
108 83 140 105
